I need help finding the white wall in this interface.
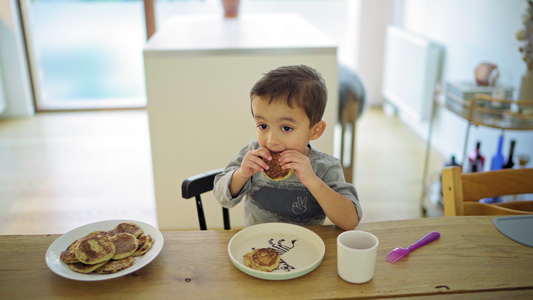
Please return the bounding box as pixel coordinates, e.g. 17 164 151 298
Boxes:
0 0 34 118
4 0 530 165
398 0 533 167
156 0 360 69
0 57 6 114
356 0 394 106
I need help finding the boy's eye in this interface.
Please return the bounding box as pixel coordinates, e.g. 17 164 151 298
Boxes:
257 124 268 130
282 126 293 132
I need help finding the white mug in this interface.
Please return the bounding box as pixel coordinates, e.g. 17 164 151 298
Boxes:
337 230 379 283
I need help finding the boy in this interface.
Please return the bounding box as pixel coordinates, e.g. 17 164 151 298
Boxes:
214 65 361 230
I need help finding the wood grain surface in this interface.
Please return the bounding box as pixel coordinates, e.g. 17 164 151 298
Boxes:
1 216 532 299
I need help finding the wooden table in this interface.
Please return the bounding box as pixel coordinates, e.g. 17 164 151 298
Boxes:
1 216 532 299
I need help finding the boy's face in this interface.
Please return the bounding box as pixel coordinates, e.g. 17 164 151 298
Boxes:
251 96 325 155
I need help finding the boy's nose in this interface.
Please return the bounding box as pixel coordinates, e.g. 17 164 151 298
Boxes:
266 132 280 148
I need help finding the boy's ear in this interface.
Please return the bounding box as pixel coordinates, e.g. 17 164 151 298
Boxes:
310 121 326 140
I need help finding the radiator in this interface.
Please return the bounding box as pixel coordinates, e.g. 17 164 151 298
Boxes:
0 66 5 114
382 26 443 121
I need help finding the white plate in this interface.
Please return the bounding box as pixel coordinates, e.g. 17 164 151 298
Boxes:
45 219 164 281
228 223 325 280
494 215 533 247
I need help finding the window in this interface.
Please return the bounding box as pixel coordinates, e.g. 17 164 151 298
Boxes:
21 0 152 110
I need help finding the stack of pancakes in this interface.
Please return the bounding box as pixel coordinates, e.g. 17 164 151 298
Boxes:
60 222 155 274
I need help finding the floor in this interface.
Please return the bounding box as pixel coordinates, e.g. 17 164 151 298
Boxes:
0 107 445 235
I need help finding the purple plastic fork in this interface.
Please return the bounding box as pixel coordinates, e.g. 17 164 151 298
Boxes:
386 231 441 263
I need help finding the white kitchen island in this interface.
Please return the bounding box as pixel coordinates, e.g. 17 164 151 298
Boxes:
143 14 338 230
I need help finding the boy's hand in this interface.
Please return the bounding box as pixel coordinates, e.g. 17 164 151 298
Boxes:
238 147 272 179
230 147 271 197
279 150 318 187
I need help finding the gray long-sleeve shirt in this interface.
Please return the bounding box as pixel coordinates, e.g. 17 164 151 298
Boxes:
214 140 362 227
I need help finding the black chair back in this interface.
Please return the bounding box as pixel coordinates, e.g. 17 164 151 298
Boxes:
181 168 230 230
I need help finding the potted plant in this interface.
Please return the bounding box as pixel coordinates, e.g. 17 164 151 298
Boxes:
222 0 240 18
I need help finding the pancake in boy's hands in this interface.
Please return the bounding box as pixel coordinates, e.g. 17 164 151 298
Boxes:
262 152 294 181
243 248 280 272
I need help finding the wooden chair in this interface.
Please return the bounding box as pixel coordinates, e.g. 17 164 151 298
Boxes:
181 168 231 230
441 166 533 216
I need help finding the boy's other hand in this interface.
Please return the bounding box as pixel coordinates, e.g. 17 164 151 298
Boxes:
279 150 318 187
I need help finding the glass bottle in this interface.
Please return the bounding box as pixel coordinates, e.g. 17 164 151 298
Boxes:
490 135 504 171
468 141 485 173
502 140 516 169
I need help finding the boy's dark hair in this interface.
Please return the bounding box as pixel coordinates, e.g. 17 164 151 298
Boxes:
250 65 327 127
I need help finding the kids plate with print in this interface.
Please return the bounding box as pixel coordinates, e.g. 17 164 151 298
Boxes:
227 223 325 280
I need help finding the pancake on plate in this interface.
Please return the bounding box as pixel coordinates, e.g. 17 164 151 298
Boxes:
59 222 156 275
61 231 110 264
110 233 139 260
243 248 280 272
95 256 135 274
262 152 294 181
60 238 82 264
74 234 116 265
134 234 154 257
87 231 108 237
69 261 107 274
106 230 118 238
114 222 143 238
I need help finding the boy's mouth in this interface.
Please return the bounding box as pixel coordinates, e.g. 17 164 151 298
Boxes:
266 148 284 154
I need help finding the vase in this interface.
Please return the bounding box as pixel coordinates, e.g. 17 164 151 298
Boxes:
222 0 240 18
519 71 533 100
